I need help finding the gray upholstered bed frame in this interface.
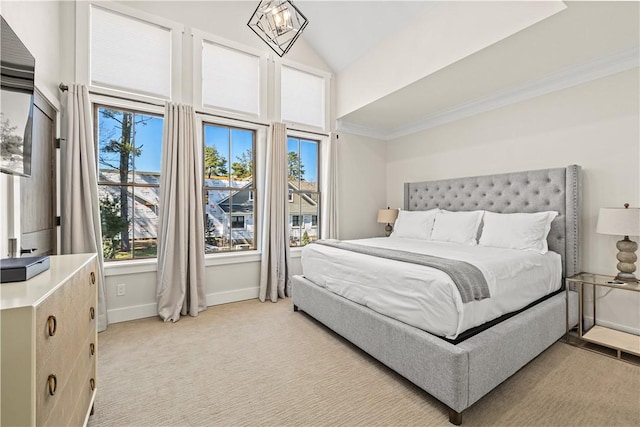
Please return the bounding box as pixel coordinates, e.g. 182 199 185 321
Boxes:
291 165 582 425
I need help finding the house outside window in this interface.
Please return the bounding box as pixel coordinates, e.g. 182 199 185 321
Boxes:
288 136 320 247
203 123 256 253
95 105 164 261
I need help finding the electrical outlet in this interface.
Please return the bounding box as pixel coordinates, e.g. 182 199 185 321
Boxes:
116 283 126 296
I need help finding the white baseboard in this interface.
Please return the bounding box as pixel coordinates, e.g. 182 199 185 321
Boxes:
205 287 260 306
106 287 260 325
107 302 158 324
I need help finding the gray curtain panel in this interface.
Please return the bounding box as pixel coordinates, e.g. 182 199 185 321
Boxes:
259 122 291 302
156 103 206 321
61 84 108 332
321 133 339 240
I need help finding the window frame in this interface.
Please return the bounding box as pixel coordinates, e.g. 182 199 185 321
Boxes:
93 100 165 262
76 1 184 104
275 59 332 133
287 131 321 248
201 119 258 254
192 29 269 122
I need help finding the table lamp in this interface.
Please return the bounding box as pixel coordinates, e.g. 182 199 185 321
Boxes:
377 207 398 237
596 203 640 282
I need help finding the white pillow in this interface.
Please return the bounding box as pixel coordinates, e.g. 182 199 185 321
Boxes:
478 211 558 254
431 210 484 245
390 209 440 240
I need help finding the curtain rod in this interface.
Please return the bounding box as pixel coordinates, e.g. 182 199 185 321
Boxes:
195 109 269 128
59 82 330 136
59 82 165 108
288 127 330 137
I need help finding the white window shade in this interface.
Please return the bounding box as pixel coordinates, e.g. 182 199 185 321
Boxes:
202 42 260 115
90 6 172 99
281 66 325 129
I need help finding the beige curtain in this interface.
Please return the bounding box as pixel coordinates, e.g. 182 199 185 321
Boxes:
61 83 108 332
259 122 290 302
156 103 206 321
321 133 339 239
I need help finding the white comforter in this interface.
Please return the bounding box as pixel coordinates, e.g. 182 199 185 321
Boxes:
301 238 562 339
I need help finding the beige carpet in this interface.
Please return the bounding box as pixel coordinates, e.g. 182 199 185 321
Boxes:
88 299 640 427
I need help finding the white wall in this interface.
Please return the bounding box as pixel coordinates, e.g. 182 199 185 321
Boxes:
336 1 565 118
0 1 64 257
105 256 262 323
386 69 640 333
0 1 64 102
337 133 388 239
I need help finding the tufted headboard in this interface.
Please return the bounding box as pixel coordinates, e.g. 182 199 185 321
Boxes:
404 166 581 277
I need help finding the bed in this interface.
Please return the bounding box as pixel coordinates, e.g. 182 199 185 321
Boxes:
291 165 581 425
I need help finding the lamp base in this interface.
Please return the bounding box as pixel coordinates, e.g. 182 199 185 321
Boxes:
615 272 639 283
385 224 393 237
616 237 638 282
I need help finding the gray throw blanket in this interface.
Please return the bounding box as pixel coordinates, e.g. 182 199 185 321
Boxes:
314 240 490 303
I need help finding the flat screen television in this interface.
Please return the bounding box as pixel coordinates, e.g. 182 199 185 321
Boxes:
0 15 35 178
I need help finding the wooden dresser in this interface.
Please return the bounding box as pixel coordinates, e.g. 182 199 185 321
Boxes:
1 253 98 426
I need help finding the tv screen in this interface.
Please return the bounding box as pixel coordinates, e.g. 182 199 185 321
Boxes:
1 89 33 177
0 15 35 178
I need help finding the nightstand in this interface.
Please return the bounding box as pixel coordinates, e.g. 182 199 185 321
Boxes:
566 272 640 363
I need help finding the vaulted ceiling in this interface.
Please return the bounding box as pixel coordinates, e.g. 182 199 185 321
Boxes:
298 1 639 139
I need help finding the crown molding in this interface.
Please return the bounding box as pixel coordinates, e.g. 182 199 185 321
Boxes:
337 45 639 141
335 119 386 140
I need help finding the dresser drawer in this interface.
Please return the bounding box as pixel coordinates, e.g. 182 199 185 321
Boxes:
35 275 75 366
77 263 98 312
67 333 97 427
35 316 81 426
35 260 98 426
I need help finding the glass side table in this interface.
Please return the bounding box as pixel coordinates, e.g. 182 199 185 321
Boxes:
566 272 640 362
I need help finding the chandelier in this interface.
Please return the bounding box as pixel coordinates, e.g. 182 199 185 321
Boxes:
247 0 308 57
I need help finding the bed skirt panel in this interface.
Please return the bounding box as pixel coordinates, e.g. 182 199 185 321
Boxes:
459 290 578 407
291 275 578 414
291 275 469 411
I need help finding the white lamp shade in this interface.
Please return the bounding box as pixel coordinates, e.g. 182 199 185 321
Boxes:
596 207 640 236
377 209 398 224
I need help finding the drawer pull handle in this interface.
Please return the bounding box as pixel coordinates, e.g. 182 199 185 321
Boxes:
89 306 95 320
90 271 96 285
90 378 95 391
48 374 57 396
47 315 57 336
90 342 95 356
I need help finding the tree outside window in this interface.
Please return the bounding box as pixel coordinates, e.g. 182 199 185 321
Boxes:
288 136 320 247
203 124 256 253
96 106 163 260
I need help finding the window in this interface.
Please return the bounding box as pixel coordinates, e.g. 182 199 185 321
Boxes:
201 41 261 115
86 3 181 100
203 123 256 253
231 216 245 229
280 64 329 130
95 106 164 260
192 31 267 121
288 136 319 247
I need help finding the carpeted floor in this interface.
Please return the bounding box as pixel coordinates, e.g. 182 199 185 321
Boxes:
88 298 640 427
